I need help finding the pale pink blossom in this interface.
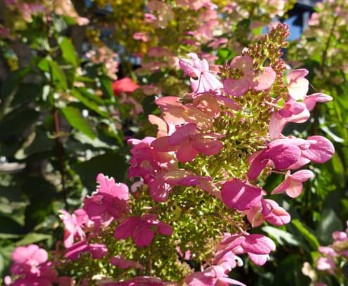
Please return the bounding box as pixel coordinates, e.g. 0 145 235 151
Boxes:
59 208 88 248
272 170 315 198
179 53 223 94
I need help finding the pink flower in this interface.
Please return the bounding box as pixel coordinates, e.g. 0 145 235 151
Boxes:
316 257 336 275
132 32 150 42
11 245 48 276
65 241 108 260
179 53 223 94
114 214 173 247
215 233 276 266
185 265 246 286
112 77 139 96
272 170 314 198
83 174 129 225
223 55 276 97
244 198 291 227
9 245 58 285
221 179 262 211
248 136 334 180
151 123 223 163
59 208 88 248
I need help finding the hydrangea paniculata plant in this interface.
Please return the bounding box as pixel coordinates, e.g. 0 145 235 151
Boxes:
5 23 334 286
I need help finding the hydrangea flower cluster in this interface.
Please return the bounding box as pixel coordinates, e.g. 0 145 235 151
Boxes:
5 23 334 285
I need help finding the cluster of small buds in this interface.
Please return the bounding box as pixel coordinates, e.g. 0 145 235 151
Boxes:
5 23 335 285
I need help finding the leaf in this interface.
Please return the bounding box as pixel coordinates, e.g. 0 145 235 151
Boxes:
71 89 108 117
291 219 320 250
73 151 127 190
15 233 52 246
38 58 67 90
100 75 114 98
59 37 78 67
262 226 300 246
61 106 96 139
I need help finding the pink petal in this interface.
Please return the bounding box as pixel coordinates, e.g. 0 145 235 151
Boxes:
304 93 333 111
176 141 198 163
223 77 251 97
247 253 269 266
254 67 276 91
156 221 173 236
151 136 177 152
193 136 223 156
221 179 262 211
169 123 198 145
303 136 335 163
133 224 155 247
242 234 276 254
287 69 309 100
114 218 139 240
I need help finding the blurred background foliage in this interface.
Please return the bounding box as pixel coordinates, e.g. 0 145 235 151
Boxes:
0 0 347 285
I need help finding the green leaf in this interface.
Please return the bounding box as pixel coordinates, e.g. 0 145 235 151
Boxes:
100 75 114 98
61 106 96 139
262 226 300 246
292 219 320 250
38 58 67 90
73 151 127 190
71 89 108 117
15 233 52 246
59 37 78 67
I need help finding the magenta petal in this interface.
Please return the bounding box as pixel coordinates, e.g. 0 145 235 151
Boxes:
176 141 198 162
221 179 262 211
264 142 302 169
193 137 223 156
223 77 251 97
88 243 108 259
302 136 335 163
262 199 291 226
148 175 173 202
110 256 144 270
247 155 268 180
169 123 198 145
242 234 276 254
133 224 155 247
114 218 139 240
151 136 177 152
156 222 173 236
254 67 276 90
